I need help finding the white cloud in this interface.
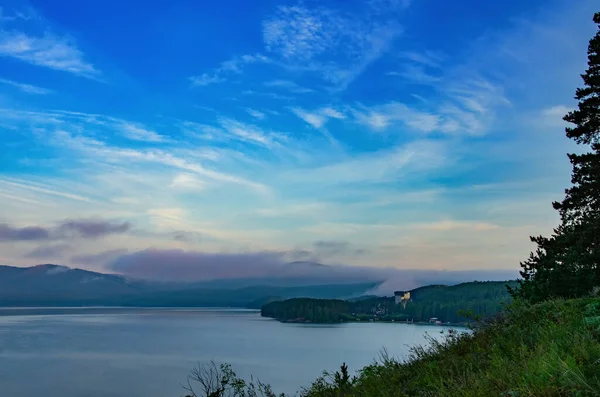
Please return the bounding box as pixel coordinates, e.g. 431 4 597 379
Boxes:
238 54 270 66
242 90 293 101
108 148 269 194
3 107 168 143
245 108 266 120
121 123 166 142
291 108 327 129
356 111 390 129
320 107 345 119
0 190 50 206
400 50 444 68
387 64 441 85
0 178 94 203
170 173 205 190
291 106 345 129
189 73 225 87
353 102 441 133
541 105 570 127
264 80 314 93
287 140 446 185
0 77 52 94
189 53 270 87
0 109 271 195
0 7 38 22
353 76 509 136
263 6 334 61
180 121 224 140
218 118 281 148
262 4 402 90
0 31 99 78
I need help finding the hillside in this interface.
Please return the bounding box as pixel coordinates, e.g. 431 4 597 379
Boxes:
261 281 516 324
299 298 600 397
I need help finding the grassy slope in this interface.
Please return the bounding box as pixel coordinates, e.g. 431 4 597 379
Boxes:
301 298 600 397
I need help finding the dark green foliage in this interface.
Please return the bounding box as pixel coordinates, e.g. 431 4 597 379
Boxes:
300 298 600 397
261 298 352 323
183 361 284 397
300 363 357 397
262 281 516 324
513 12 600 302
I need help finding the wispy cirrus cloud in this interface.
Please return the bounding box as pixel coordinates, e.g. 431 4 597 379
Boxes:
291 106 345 129
285 139 447 186
120 122 166 142
189 74 224 87
399 50 444 68
189 53 270 87
169 173 206 191
387 64 441 85
0 77 52 94
0 178 95 203
0 109 272 194
262 3 403 90
241 90 294 101
1 108 167 144
245 108 266 120
0 31 99 78
353 102 443 132
215 118 290 150
264 80 314 94
353 76 509 135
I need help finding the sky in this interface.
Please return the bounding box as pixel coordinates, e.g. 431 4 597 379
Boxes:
0 0 597 281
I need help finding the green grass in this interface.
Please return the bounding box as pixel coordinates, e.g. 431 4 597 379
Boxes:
300 298 600 397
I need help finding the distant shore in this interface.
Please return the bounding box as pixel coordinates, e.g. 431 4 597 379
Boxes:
268 316 468 327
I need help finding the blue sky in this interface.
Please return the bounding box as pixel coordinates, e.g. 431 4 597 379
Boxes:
0 0 597 278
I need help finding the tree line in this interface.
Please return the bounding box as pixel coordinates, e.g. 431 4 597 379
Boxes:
511 12 600 302
261 281 516 324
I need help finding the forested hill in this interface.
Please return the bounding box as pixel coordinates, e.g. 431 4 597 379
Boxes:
261 280 516 324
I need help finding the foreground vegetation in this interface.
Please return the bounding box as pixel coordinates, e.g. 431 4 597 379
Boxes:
184 298 600 397
300 298 600 397
261 281 515 324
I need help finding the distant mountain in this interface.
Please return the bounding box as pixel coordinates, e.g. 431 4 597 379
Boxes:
0 264 151 295
0 264 377 308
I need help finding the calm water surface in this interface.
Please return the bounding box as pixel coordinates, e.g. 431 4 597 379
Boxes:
0 308 461 397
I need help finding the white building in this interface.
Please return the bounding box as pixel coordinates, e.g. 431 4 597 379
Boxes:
394 290 411 305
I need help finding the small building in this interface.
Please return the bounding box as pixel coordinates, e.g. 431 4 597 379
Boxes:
394 290 411 305
429 317 439 324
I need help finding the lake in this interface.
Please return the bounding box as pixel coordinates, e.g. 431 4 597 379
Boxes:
0 308 461 397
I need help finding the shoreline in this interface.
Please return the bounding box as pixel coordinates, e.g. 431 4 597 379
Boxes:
264 316 469 328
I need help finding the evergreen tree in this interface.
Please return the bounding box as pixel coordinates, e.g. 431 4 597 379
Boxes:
513 12 600 302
